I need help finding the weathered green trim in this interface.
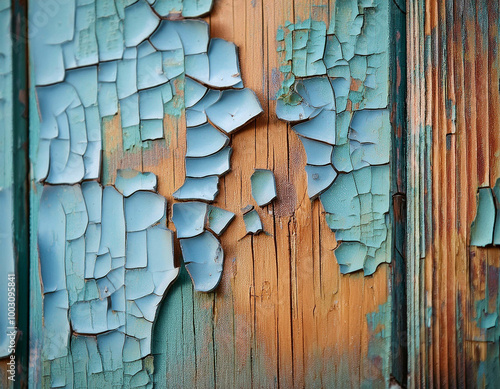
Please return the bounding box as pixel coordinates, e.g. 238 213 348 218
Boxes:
389 0 407 385
12 1 29 387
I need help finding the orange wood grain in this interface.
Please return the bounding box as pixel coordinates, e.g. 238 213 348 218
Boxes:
101 0 394 387
409 0 500 386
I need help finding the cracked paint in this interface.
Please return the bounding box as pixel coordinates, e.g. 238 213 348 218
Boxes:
179 231 224 292
32 1 230 184
242 205 264 235
275 0 391 275
32 0 262 384
115 169 157 197
38 174 178 388
206 206 235 236
167 10 261 292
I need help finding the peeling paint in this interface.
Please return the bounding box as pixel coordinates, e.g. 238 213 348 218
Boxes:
38 175 178 388
153 0 214 18
179 231 223 292
472 263 500 387
32 0 262 304
206 206 235 236
242 205 264 235
470 181 500 247
275 0 391 275
167 15 262 295
32 1 252 184
251 169 277 207
115 169 157 197
364 300 391 388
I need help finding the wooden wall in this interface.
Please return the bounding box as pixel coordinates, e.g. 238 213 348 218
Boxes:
10 0 500 387
20 0 404 388
407 0 500 387
145 0 401 387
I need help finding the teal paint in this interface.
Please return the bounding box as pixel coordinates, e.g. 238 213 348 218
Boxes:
363 299 392 388
250 169 277 207
172 202 208 239
22 0 403 387
470 180 500 247
11 1 30 386
36 179 179 388
242 206 264 235
29 66 44 388
472 264 500 387
115 169 157 197
470 187 496 247
388 1 406 383
0 0 15 361
179 231 224 292
206 206 235 235
0 2 29 386
29 0 263 385
153 0 213 18
152 267 216 389
275 0 392 276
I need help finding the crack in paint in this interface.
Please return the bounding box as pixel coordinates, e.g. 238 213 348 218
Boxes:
275 0 391 275
32 0 262 385
38 176 178 388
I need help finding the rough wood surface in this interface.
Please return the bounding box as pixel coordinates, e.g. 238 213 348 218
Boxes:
408 0 500 387
25 0 402 387
148 0 396 387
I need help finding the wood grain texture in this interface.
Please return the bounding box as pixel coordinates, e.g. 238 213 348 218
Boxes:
408 0 500 387
148 0 399 387
26 0 401 387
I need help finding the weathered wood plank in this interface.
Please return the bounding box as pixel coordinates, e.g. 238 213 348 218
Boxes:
408 0 500 387
25 0 400 387
149 0 398 386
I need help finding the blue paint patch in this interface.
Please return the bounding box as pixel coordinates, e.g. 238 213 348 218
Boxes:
275 1 391 275
179 231 224 292
38 178 178 387
251 169 277 207
470 185 499 247
243 206 264 235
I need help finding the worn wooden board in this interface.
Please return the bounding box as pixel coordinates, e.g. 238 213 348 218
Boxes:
15 0 500 387
146 0 399 387
407 0 500 387
23 0 404 387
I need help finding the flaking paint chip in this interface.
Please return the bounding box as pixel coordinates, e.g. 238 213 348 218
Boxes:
242 206 264 235
179 231 224 292
251 169 277 207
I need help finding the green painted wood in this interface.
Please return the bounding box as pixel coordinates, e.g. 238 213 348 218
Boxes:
389 0 407 386
0 1 29 387
153 268 216 389
12 1 30 387
0 2 15 387
28 63 43 389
